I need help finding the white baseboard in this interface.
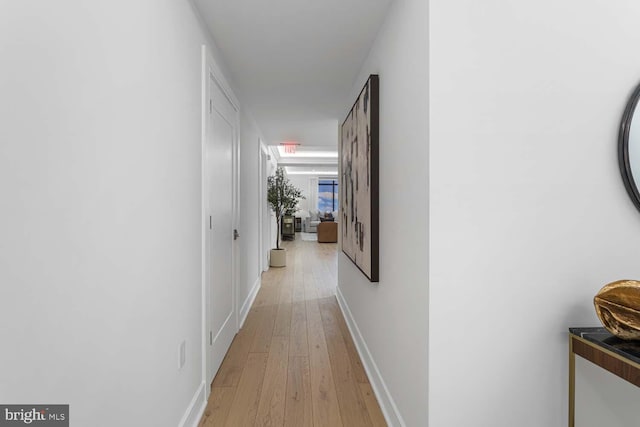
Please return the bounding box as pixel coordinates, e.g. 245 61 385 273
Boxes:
335 286 406 427
178 381 206 427
239 276 261 328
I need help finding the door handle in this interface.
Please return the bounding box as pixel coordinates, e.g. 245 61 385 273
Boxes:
234 229 240 240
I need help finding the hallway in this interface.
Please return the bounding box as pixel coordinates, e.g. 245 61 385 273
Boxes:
198 238 386 426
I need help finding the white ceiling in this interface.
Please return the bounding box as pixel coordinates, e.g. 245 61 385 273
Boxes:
273 145 338 174
193 0 393 149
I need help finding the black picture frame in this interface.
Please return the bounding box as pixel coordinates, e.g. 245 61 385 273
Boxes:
619 81 640 214
340 75 379 282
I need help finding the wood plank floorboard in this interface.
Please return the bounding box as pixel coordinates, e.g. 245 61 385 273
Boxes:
289 300 308 357
319 298 372 426
250 305 278 353
284 356 312 427
198 387 236 427
324 297 369 383
201 236 387 426
359 383 387 427
304 276 343 427
255 336 290 426
212 306 261 387
224 352 268 426
273 269 293 337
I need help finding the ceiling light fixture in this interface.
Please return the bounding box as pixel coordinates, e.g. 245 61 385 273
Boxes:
285 169 338 176
280 141 300 154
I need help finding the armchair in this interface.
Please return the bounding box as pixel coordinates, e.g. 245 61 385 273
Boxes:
304 216 320 233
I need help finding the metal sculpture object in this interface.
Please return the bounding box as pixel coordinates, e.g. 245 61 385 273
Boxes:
594 280 640 340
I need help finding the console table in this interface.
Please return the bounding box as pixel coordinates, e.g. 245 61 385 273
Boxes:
568 327 640 426
281 216 295 241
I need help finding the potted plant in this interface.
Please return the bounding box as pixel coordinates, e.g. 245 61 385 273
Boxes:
267 167 304 267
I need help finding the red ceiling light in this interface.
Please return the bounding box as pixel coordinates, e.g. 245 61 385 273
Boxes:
281 142 300 154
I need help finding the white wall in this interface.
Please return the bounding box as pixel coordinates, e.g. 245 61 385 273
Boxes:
286 174 313 213
430 1 640 425
0 1 244 426
337 0 429 425
239 111 263 314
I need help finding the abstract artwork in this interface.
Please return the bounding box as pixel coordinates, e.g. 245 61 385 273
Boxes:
340 75 379 282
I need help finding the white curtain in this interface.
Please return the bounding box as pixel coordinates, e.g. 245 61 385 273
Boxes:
308 177 318 213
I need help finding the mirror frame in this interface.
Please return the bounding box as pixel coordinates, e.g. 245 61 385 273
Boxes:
619 82 640 213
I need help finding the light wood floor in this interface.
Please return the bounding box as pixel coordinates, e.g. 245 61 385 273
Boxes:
198 236 386 427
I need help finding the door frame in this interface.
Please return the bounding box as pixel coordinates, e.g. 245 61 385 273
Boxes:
258 141 271 272
201 45 241 398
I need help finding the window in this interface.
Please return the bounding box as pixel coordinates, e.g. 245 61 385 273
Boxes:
318 179 338 212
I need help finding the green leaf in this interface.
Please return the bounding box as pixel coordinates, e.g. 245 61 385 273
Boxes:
267 167 305 249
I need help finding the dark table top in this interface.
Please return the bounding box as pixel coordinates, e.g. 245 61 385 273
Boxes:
570 327 640 365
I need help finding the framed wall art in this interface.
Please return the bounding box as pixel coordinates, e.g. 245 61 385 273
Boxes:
340 74 379 282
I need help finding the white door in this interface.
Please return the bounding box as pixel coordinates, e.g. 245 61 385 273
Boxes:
204 67 237 385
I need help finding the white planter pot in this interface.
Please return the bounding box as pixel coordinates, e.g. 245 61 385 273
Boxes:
270 248 286 267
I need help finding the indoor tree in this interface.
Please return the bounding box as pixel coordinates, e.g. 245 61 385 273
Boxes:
267 167 304 250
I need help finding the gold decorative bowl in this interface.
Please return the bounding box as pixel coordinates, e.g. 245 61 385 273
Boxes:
594 280 640 340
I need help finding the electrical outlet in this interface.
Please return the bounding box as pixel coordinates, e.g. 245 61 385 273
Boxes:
179 340 186 370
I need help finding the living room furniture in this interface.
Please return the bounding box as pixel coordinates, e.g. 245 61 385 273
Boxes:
294 217 302 232
317 221 338 243
568 327 640 426
282 215 295 241
304 215 320 233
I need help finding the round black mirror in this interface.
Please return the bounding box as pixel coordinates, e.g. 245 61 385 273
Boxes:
619 82 640 213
